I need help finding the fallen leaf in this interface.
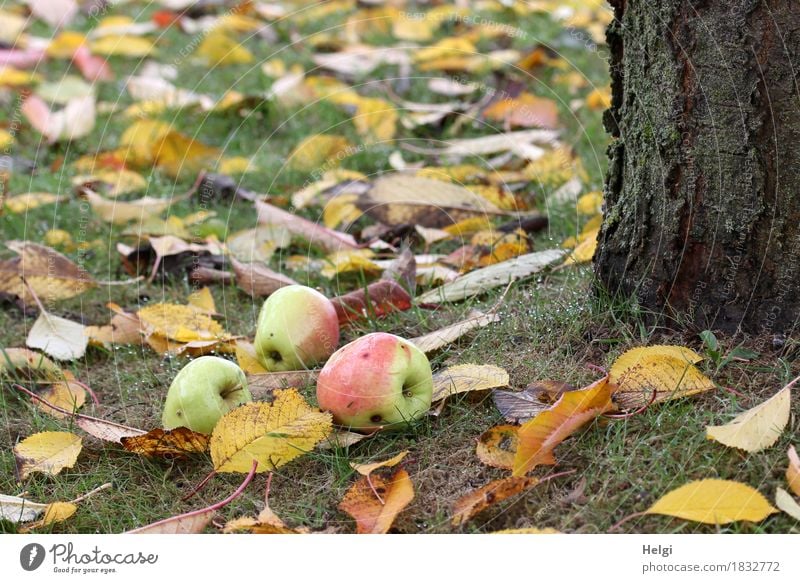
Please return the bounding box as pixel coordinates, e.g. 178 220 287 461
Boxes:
706 386 791 452
26 0 77 31
645 480 777 525
319 428 370 450
26 309 89 361
788 446 800 497
3 192 65 214
0 494 49 523
91 35 155 57
775 488 800 521
246 370 320 399
339 467 414 534
350 451 408 476
483 93 559 129
195 29 253 66
416 249 565 304
14 431 82 480
121 427 210 458
412 310 500 353
288 134 353 173
20 502 77 532
493 381 574 424
22 94 95 143
226 226 291 263
415 129 559 157
35 381 86 419
224 475 300 534
80 188 171 225
0 348 64 380
85 303 144 348
256 200 359 254
513 377 613 476
452 476 539 526
321 249 381 279
210 389 332 473
331 280 412 325
230 258 298 298
432 364 509 402
0 241 96 303
137 303 230 343
610 345 714 409
476 425 519 470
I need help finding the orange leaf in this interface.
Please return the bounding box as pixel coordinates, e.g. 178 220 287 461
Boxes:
513 377 613 476
339 467 414 534
452 476 539 526
121 427 210 458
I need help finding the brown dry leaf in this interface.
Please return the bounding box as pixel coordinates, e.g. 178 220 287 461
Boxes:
513 377 613 476
452 476 539 526
645 479 777 525
432 364 510 403
35 381 86 419
230 258 298 298
359 174 506 228
350 451 408 476
246 370 320 399
210 389 332 473
412 310 500 354
0 494 49 523
318 428 370 450
121 427 210 459
610 345 714 409
483 93 559 129
331 279 413 325
492 381 574 424
26 309 89 361
787 445 800 497
14 431 82 480
706 385 791 453
339 467 414 534
137 303 230 343
288 134 353 173
476 425 519 470
0 241 96 303
256 200 359 254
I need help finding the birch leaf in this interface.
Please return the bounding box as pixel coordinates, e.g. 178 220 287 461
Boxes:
775 488 800 521
35 381 86 419
706 386 791 452
645 480 777 525
26 310 89 361
210 389 331 473
14 431 82 480
0 241 96 302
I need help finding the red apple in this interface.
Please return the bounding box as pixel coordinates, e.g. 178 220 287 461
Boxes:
316 332 433 432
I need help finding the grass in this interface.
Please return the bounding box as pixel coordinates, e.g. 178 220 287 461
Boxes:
2 3 799 534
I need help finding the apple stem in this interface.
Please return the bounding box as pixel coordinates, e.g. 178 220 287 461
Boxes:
182 469 218 502
366 473 385 505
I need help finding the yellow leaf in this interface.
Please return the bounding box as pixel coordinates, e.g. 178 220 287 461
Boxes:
586 86 611 110
0 347 63 380
210 389 332 473
119 119 171 166
35 381 86 419
155 130 220 178
0 67 41 87
137 303 229 343
443 217 494 236
646 480 777 525
321 249 380 279
14 431 82 480
26 308 88 361
234 340 269 374
196 29 253 66
323 193 363 229
20 501 78 532
218 156 255 174
339 467 414 534
609 345 713 409
353 97 397 141
3 192 63 214
576 191 603 215
432 364 509 402
81 189 171 225
350 451 408 476
563 228 598 265
788 446 800 497
476 425 518 470
513 377 613 476
73 168 147 198
415 37 477 62
187 287 216 314
91 35 155 57
392 15 436 41
706 386 791 452
288 134 353 173
47 31 87 58
0 129 14 148
775 488 800 521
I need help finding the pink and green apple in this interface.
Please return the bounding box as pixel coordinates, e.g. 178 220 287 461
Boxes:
316 332 433 432
162 356 252 434
254 285 340 371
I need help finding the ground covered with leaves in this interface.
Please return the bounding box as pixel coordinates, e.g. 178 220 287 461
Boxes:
1 0 799 534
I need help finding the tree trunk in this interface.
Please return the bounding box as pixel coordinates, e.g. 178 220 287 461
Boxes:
595 0 800 336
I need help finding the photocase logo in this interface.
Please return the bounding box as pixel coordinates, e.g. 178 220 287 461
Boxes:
20 543 46 571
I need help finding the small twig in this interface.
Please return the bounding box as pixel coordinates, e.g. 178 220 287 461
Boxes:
603 389 658 419
586 363 607 375
69 482 112 504
70 379 101 406
20 276 47 315
717 385 746 398
182 469 218 502
366 474 385 506
609 510 648 532
264 472 274 504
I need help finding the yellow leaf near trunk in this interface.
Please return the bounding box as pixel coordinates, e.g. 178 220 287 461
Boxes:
609 345 713 409
210 389 332 473
339 467 414 534
513 377 613 476
645 479 777 525
786 445 800 497
14 431 82 480
432 364 510 402
706 386 790 452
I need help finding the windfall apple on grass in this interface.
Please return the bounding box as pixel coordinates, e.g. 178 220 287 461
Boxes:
254 285 340 371
162 356 253 434
316 332 433 433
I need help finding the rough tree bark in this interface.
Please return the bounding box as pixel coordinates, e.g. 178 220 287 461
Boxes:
595 0 800 336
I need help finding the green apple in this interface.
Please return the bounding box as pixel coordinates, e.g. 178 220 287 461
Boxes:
316 332 433 432
253 285 340 371
162 356 252 434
